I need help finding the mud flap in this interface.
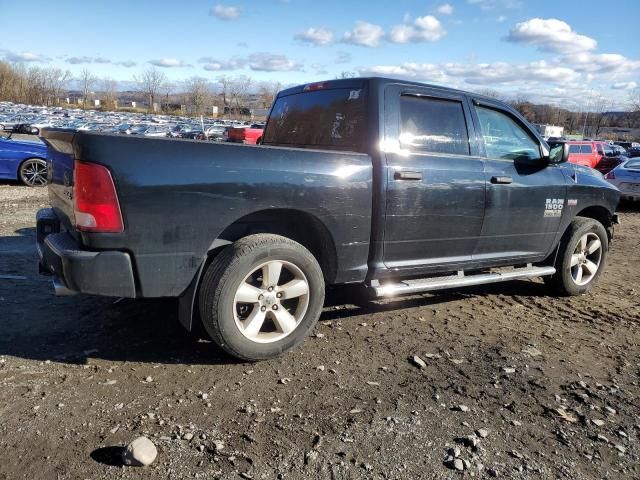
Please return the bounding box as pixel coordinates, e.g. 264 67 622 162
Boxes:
177 265 203 332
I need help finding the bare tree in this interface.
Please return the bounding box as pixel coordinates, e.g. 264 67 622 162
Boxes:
79 68 97 109
133 67 167 112
217 75 252 116
185 77 211 116
590 94 614 137
101 77 119 110
630 87 640 113
161 81 174 112
258 81 282 109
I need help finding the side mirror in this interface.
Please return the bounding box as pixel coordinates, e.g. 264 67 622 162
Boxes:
547 143 569 164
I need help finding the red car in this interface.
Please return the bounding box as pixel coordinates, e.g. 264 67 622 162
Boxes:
566 141 600 168
226 124 264 145
565 140 626 174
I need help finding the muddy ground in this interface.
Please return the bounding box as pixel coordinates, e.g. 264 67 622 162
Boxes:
0 183 638 480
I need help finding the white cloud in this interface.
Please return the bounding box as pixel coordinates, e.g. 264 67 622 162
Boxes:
343 21 385 47
294 27 334 45
611 81 638 90
149 58 187 68
360 59 580 86
247 53 301 72
467 0 521 11
199 56 246 71
210 4 240 20
4 51 48 62
198 53 301 72
434 3 454 15
563 52 640 75
389 15 446 43
507 18 597 54
66 56 94 65
114 60 137 68
496 15 506 23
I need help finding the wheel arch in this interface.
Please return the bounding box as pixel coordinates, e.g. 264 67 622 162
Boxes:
575 205 614 238
210 208 338 283
178 208 338 332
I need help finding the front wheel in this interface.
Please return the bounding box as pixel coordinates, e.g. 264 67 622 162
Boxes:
19 158 48 186
198 234 325 361
545 217 608 296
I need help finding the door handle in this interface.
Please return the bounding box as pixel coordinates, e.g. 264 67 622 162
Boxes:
491 175 513 184
394 170 422 181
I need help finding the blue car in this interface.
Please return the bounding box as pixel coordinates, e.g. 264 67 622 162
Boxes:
0 133 48 186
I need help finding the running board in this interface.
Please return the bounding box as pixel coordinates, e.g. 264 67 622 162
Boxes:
371 265 556 297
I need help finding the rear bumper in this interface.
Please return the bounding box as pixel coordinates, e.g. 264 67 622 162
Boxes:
36 208 136 297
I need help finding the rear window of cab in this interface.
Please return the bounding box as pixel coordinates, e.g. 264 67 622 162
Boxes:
263 87 367 151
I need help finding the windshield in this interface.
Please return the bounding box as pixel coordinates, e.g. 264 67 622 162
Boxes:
263 87 367 151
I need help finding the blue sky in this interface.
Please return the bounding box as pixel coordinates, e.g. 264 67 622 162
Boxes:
1 0 638 108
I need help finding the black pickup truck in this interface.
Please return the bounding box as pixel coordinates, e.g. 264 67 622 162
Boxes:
37 77 620 360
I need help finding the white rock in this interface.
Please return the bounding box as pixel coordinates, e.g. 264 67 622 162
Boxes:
411 355 427 369
477 428 489 438
502 367 516 374
122 436 158 466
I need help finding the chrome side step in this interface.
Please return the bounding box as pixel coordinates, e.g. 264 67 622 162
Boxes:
371 265 556 297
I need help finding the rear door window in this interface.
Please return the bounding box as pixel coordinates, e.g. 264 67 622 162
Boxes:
580 145 593 154
399 96 470 155
569 145 581 154
263 87 367 151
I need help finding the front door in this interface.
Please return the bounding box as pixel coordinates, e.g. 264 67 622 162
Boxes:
470 100 568 262
382 86 485 271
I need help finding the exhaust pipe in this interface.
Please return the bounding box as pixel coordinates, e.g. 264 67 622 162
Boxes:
52 277 77 296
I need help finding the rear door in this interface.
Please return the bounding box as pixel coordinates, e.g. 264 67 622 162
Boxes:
382 85 485 270
470 99 567 261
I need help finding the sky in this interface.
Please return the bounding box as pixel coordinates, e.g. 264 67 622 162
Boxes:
0 0 639 109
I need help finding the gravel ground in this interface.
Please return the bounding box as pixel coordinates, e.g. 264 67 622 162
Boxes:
0 183 638 479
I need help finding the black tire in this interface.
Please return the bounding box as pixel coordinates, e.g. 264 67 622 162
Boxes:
19 158 48 187
545 217 608 296
198 234 325 361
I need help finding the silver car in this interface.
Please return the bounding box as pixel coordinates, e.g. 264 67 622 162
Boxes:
605 158 640 200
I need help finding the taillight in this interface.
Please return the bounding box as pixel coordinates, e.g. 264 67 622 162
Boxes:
73 162 124 233
604 170 615 180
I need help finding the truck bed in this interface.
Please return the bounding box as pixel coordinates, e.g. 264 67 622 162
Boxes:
41 130 373 297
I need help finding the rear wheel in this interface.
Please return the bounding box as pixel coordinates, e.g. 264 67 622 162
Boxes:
198 234 325 361
545 217 608 295
19 158 48 186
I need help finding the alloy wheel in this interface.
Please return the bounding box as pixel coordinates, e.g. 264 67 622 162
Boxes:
233 260 310 343
570 232 602 286
20 159 48 186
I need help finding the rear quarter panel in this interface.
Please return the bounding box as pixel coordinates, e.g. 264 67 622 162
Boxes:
72 134 373 297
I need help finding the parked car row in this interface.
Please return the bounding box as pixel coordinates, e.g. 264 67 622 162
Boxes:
0 101 265 142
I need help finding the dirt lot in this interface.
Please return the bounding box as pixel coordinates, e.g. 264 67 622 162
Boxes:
0 183 638 480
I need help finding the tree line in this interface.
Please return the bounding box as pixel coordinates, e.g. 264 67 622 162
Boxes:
1 60 639 135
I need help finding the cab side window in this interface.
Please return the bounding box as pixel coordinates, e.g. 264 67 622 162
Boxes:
568 145 581 154
474 106 540 161
399 95 470 155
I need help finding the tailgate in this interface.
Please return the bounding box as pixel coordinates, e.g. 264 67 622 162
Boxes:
39 128 77 236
